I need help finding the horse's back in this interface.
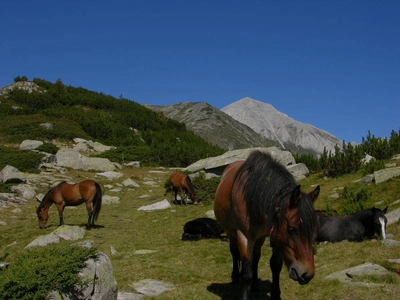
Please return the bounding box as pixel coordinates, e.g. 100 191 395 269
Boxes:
59 180 97 205
170 172 185 187
317 215 365 242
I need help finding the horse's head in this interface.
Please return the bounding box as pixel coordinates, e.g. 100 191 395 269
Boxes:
190 193 198 205
271 185 320 285
36 207 49 229
372 206 388 240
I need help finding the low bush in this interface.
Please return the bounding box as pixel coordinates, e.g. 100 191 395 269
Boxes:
339 186 371 215
0 147 44 173
0 244 97 300
362 158 385 175
36 143 59 154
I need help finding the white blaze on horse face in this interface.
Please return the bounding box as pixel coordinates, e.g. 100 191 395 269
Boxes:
379 217 386 240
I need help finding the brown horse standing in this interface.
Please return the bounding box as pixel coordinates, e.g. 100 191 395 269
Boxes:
169 172 198 205
36 180 102 230
214 151 320 300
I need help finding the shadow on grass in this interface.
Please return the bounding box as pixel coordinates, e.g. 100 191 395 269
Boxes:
207 279 272 300
42 223 105 229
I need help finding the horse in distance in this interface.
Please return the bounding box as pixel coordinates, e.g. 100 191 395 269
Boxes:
169 171 198 205
36 180 102 230
316 206 388 243
214 150 320 300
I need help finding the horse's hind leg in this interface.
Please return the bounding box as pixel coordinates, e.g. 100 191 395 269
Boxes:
270 248 283 300
86 202 94 230
251 238 265 293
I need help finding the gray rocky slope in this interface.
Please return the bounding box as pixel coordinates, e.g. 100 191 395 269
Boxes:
222 97 342 156
146 102 277 150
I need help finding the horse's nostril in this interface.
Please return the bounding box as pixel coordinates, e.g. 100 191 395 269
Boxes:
301 272 314 285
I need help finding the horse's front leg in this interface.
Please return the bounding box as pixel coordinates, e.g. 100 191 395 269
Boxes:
183 192 188 206
270 248 283 300
238 231 254 300
251 238 266 293
57 205 65 226
170 187 175 204
229 237 241 284
179 187 184 206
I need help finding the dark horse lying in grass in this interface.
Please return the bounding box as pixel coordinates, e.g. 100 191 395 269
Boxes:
169 171 198 205
36 180 102 230
214 150 320 300
182 218 228 241
315 206 388 243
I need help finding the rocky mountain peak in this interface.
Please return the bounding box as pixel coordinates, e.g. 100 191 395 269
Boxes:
222 97 342 156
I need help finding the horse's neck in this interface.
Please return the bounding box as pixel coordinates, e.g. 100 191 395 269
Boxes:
40 193 54 211
354 210 374 230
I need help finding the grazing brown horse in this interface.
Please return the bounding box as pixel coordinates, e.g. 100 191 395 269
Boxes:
214 151 320 300
169 172 198 205
36 180 102 230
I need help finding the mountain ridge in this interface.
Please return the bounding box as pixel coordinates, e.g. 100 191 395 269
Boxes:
221 97 342 156
148 97 342 156
146 102 278 151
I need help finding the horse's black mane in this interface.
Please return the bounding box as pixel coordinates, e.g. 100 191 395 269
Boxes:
234 150 316 240
37 189 52 213
185 176 196 195
37 182 65 212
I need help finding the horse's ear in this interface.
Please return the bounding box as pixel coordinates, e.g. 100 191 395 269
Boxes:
383 206 388 214
308 185 320 203
289 185 302 209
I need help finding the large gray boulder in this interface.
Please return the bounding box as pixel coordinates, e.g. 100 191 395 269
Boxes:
185 147 295 175
374 167 400 185
385 207 400 225
10 183 37 200
19 139 43 150
286 163 309 181
130 279 175 297
72 138 114 153
0 193 28 205
25 226 86 248
324 262 392 287
55 149 116 172
0 165 26 183
137 199 171 211
77 251 118 299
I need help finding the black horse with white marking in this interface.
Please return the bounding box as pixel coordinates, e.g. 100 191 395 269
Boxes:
316 206 388 243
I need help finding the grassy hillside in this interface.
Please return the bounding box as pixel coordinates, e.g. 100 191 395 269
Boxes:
0 78 224 167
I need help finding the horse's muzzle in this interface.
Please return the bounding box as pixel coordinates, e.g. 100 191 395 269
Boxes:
289 267 314 285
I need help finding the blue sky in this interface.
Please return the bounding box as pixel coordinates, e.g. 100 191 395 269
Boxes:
1 1 398 143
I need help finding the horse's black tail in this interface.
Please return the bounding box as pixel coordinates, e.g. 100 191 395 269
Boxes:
93 182 102 221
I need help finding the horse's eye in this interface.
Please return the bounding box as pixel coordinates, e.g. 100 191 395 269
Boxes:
288 227 297 235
